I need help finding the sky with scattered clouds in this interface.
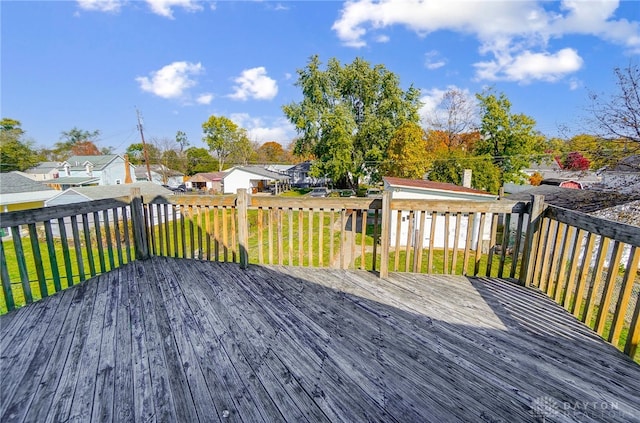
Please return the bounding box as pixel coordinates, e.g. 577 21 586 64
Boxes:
2 0 638 154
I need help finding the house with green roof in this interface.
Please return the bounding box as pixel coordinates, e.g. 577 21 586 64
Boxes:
44 154 135 189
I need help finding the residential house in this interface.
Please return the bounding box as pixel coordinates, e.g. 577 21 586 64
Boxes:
134 164 184 187
185 172 226 193
223 166 290 194
22 162 60 181
45 155 135 189
383 177 497 249
596 155 640 194
0 172 57 213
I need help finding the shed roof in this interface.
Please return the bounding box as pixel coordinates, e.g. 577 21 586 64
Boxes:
383 177 495 197
226 166 290 181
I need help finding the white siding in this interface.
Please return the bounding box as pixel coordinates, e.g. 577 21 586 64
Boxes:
223 169 264 194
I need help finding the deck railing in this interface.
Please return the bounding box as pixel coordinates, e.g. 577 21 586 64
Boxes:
526 203 640 359
1 188 638 359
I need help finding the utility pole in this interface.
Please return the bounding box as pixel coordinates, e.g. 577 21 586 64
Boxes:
136 108 153 182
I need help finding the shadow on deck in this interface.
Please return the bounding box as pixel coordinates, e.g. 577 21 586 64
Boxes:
1 257 639 422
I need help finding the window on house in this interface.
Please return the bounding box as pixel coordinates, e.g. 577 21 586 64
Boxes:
116 179 121 184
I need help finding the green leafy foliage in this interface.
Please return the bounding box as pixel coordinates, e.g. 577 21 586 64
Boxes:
0 118 41 172
428 151 501 194
202 115 247 171
283 55 421 188
382 122 430 178
474 90 541 184
185 147 218 175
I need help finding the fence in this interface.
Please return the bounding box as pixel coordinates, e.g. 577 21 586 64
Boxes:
1 188 638 359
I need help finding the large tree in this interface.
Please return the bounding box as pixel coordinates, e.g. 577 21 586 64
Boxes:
0 118 41 172
282 55 421 188
185 147 218 175
425 89 477 152
202 115 246 171
54 127 101 159
125 143 161 165
428 151 501 194
587 63 639 149
256 141 291 163
382 122 430 179
474 90 540 184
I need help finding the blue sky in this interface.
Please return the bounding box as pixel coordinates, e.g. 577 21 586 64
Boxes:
2 0 639 155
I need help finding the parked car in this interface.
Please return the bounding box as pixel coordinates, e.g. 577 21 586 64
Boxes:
339 189 356 197
170 184 187 192
309 187 330 197
366 188 382 198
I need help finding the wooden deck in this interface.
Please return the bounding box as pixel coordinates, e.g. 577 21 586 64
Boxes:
1 257 639 422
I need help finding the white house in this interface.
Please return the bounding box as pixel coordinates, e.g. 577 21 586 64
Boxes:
222 166 290 194
134 164 184 187
45 155 136 189
383 177 498 250
22 162 60 181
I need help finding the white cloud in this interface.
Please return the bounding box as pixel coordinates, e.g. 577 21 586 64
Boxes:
333 0 639 81
475 48 583 83
424 50 446 70
229 113 295 143
375 34 390 43
196 93 214 105
229 67 278 101
144 0 203 19
76 0 122 13
136 61 204 99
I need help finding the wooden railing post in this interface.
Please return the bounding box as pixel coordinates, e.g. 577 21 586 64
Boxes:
519 195 545 286
237 188 249 269
379 190 392 278
130 188 149 260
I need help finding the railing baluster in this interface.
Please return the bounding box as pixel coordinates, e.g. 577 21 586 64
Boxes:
308 209 314 267
584 237 610 325
112 208 124 266
462 213 474 276
288 209 294 266
43 220 61 293
318 209 324 268
443 212 450 275
571 232 595 318
57 217 74 287
474 212 486 276
610 246 639 346
486 213 498 277
82 214 96 277
452 212 462 274
595 241 624 336
93 211 106 273
0 237 15 311
11 225 31 304
554 225 574 303
427 211 436 274
70 215 85 282
498 213 511 278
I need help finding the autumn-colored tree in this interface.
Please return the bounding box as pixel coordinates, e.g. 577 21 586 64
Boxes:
256 141 292 163
382 122 429 178
529 172 543 186
70 140 101 156
54 127 101 160
562 152 591 171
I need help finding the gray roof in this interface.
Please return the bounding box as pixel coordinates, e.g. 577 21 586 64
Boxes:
0 172 55 194
605 155 640 172
62 155 120 171
134 165 184 178
51 182 173 202
24 162 61 174
229 166 290 181
506 185 640 213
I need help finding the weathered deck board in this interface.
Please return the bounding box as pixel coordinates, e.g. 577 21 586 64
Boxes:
1 257 639 422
